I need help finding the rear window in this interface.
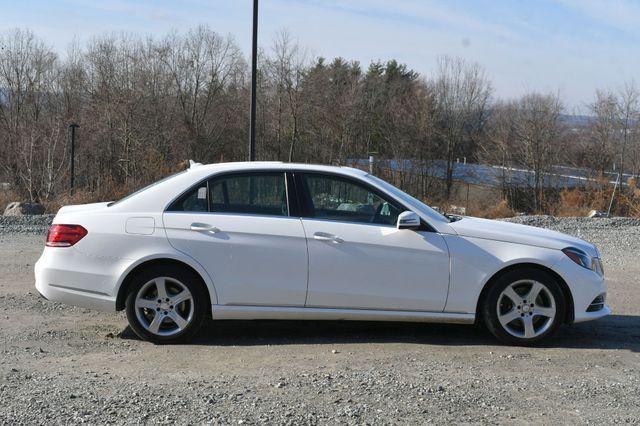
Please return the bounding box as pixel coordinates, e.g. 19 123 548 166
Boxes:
109 171 187 207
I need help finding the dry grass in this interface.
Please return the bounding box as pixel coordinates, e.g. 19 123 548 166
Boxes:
550 177 640 218
553 189 594 217
41 176 141 213
471 199 516 219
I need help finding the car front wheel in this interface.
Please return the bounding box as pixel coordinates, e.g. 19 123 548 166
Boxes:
125 265 207 344
482 268 566 345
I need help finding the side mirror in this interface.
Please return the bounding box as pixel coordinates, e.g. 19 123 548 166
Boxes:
397 211 421 230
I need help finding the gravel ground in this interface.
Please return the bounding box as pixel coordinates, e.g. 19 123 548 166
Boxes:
504 215 640 268
1 216 639 424
0 215 53 235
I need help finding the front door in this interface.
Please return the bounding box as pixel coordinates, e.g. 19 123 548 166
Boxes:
163 171 308 307
298 173 450 312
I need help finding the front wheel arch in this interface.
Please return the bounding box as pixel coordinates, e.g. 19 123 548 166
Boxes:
116 258 213 315
475 263 575 325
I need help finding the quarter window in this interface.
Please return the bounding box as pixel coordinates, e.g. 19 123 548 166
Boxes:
302 174 401 225
166 184 208 212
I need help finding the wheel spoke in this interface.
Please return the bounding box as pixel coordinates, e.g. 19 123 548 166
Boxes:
522 315 536 338
526 281 544 303
534 306 556 318
171 290 192 306
502 286 522 304
155 278 169 300
167 311 188 329
135 298 156 309
498 309 521 326
148 312 163 334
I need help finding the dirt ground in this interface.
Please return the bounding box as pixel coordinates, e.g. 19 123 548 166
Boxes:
1 232 639 424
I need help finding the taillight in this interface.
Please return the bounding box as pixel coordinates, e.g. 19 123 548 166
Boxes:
46 224 88 247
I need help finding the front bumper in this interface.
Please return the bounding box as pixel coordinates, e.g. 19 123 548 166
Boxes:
553 255 611 324
573 304 611 323
35 247 126 312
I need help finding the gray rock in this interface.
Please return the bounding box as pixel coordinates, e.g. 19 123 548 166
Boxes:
587 209 607 218
449 205 467 215
4 202 45 216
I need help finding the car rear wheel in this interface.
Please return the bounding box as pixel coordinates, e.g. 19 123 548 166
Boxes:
482 268 566 345
125 265 207 344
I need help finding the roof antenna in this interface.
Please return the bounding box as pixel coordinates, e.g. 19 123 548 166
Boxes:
188 160 202 169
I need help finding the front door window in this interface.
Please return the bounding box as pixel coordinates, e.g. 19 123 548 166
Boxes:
302 174 401 225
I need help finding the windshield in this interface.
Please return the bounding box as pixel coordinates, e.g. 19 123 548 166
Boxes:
365 174 451 222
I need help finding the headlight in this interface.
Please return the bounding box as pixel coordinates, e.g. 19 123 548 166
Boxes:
592 257 604 276
562 247 604 276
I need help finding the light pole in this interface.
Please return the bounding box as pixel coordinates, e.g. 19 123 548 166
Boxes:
248 0 258 161
368 152 378 174
69 123 79 194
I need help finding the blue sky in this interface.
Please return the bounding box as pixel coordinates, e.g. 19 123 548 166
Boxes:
1 0 639 110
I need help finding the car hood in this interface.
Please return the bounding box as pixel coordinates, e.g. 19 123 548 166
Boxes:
448 217 598 256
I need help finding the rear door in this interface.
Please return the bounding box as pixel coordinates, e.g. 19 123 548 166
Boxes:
297 172 450 312
163 171 308 307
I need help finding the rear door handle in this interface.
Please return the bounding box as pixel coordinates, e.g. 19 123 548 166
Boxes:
313 232 343 243
190 223 220 233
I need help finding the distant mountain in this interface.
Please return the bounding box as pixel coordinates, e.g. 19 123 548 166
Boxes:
560 114 594 128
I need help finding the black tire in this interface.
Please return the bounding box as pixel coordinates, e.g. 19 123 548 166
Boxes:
482 268 566 346
125 264 208 344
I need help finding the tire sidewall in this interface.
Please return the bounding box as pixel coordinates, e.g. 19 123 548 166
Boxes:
125 265 208 344
482 268 566 346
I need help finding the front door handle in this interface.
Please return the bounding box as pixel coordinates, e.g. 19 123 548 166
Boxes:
313 232 343 243
190 223 220 233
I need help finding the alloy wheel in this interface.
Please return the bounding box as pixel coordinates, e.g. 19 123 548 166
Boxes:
496 279 556 339
134 277 194 336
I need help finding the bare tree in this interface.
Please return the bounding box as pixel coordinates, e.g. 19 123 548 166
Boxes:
511 93 565 211
481 101 518 200
264 30 308 162
0 29 65 201
431 56 492 198
160 26 245 161
586 90 618 175
3 26 637 217
615 83 639 185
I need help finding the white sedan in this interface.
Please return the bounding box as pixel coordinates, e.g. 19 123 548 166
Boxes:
35 162 610 345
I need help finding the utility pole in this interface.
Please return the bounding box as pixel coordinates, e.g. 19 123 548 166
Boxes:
248 0 259 161
69 123 79 194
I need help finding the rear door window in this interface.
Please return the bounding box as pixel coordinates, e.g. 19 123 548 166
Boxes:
208 173 289 216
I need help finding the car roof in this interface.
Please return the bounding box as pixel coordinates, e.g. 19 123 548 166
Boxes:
187 161 368 177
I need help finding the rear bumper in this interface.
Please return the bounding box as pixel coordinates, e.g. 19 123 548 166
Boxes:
34 247 126 312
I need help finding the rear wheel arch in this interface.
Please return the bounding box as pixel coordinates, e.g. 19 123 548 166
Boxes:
475 263 575 325
116 258 214 312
